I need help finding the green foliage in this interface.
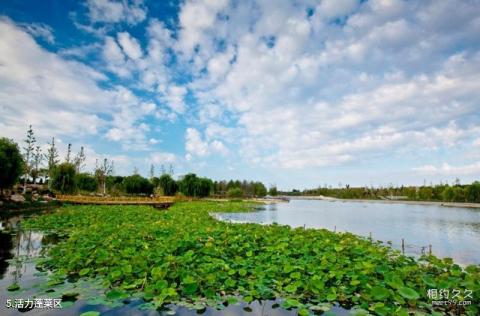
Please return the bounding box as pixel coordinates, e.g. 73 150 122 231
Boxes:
0 138 24 192
466 181 480 203
122 175 154 195
50 162 76 194
23 201 480 315
268 186 278 196
178 173 212 197
227 187 243 198
213 179 269 197
158 174 178 196
291 181 480 203
75 173 97 192
253 182 267 197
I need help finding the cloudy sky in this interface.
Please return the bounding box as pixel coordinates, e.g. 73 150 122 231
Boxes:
1 0 479 189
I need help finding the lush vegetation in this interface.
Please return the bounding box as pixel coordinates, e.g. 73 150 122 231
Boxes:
0 137 24 195
123 174 154 195
227 187 244 198
285 182 480 203
212 180 268 198
178 173 213 197
50 162 77 194
1 126 270 199
22 202 479 315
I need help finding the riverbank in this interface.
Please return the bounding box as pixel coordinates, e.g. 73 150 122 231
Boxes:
286 195 480 209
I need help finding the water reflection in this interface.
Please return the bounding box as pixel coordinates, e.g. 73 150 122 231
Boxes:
215 199 480 265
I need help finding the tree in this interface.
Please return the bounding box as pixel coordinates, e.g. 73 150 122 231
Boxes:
227 187 243 198
442 186 455 202
196 177 213 197
0 138 24 195
254 182 267 197
158 174 178 196
73 146 86 173
22 125 36 193
123 175 154 194
65 143 72 163
75 173 97 192
45 137 59 180
95 158 114 195
178 173 212 197
149 164 155 180
268 186 278 196
466 181 480 203
31 145 43 184
51 162 76 194
178 173 198 197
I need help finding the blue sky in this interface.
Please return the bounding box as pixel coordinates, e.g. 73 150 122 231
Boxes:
0 0 479 190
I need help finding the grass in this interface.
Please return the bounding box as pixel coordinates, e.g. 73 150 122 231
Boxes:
21 201 479 315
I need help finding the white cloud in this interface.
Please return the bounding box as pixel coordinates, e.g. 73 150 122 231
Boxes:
147 152 177 164
117 32 143 60
104 87 158 150
185 127 228 160
3 0 480 186
19 22 55 43
316 0 358 19
159 85 188 114
0 18 161 152
102 36 130 77
172 0 480 170
185 128 209 158
413 162 480 177
176 0 229 59
0 17 111 141
86 0 147 25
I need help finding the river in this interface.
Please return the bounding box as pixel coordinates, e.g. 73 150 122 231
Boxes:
214 199 480 265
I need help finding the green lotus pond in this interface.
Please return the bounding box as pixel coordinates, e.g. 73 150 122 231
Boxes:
13 201 480 315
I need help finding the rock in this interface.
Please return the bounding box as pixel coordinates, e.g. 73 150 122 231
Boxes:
10 194 26 203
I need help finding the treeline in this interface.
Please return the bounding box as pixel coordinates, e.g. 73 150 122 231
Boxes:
0 126 274 199
212 180 277 198
282 182 480 203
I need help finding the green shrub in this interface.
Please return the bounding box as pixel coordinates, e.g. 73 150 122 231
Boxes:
123 175 154 195
158 174 178 196
466 181 480 203
178 173 212 197
227 187 243 198
75 173 97 192
51 163 76 194
0 138 24 194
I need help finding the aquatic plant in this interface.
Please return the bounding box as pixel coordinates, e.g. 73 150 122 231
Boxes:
22 202 479 315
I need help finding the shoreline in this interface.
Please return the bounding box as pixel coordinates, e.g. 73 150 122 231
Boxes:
284 195 480 209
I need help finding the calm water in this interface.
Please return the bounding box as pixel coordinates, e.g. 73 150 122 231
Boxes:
214 199 480 265
0 211 349 315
